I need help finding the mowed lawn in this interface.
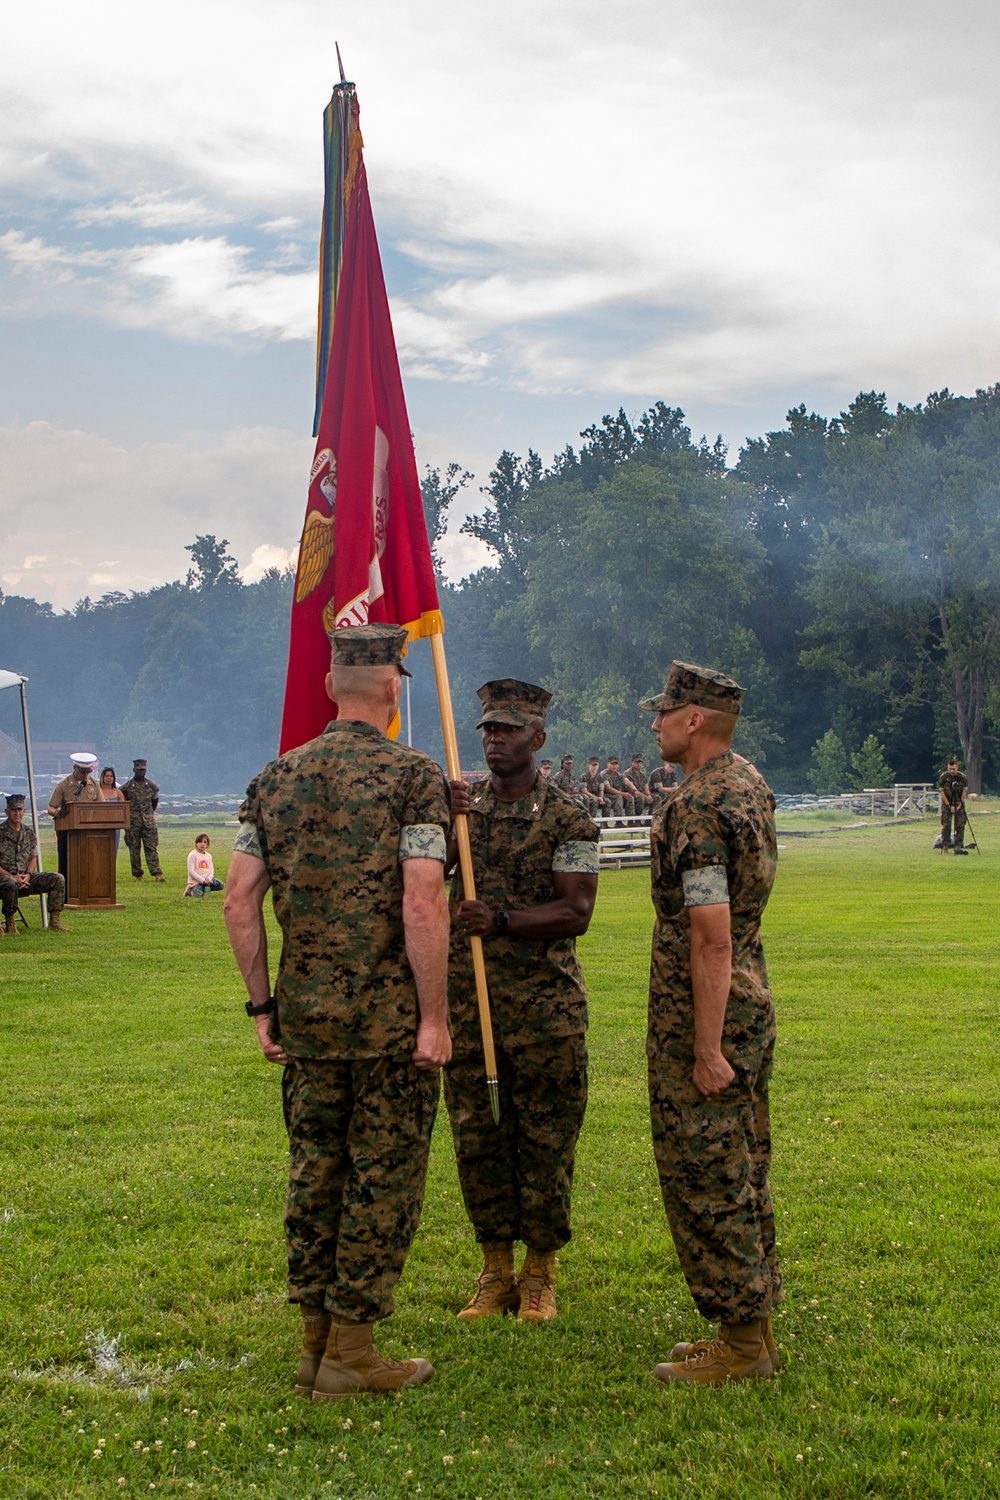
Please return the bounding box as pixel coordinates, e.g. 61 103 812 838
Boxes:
0 814 998 1498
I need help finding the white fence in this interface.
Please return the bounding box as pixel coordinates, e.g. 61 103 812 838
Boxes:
596 815 652 868
775 783 937 818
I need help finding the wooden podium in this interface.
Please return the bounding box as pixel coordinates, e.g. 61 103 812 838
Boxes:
58 801 130 908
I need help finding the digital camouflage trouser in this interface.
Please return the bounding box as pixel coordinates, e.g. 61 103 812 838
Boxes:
444 1034 588 1251
940 804 967 848
125 824 162 877
282 1054 439 1323
0 870 65 916
649 1042 782 1323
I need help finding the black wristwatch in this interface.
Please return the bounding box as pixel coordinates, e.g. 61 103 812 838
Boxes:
245 996 277 1017
493 909 511 934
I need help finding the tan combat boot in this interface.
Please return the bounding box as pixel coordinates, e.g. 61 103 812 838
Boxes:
294 1305 332 1396
311 1320 434 1402
457 1240 519 1320
655 1318 773 1386
517 1248 557 1323
48 913 68 932
4 915 17 936
668 1312 781 1374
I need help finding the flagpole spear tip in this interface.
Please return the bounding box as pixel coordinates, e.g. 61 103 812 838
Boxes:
335 41 348 85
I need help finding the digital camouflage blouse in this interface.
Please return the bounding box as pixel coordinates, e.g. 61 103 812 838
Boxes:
648 750 777 1069
237 719 450 1061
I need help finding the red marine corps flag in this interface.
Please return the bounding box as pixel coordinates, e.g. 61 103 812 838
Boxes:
279 76 442 753
279 62 501 1124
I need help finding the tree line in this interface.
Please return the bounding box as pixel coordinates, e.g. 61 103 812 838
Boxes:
3 385 999 793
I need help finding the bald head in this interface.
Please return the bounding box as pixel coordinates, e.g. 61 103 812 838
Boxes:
326 663 402 731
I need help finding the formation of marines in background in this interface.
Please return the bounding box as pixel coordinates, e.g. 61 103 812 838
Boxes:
541 750 677 818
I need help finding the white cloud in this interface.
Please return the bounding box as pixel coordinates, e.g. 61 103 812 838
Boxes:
3 0 1000 404
0 421 312 608
73 195 230 229
242 542 297 582
0 230 315 342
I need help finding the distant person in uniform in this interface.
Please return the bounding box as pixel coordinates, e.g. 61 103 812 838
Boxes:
122 759 164 881
648 761 678 809
641 661 782 1386
578 756 606 816
625 751 654 818
538 759 553 781
552 754 577 797
446 679 599 1324
48 752 103 878
936 758 969 854
0 794 68 934
602 755 631 820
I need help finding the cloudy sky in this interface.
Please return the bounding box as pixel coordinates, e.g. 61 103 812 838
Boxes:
2 0 998 607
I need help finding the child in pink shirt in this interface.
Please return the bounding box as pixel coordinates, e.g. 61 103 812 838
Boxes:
185 833 224 897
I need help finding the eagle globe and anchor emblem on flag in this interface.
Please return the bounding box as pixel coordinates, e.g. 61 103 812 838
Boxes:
294 427 391 634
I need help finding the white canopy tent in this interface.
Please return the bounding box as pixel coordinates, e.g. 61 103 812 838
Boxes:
0 669 48 926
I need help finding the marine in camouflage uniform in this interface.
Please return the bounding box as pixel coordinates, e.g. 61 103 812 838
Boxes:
121 760 163 879
0 794 67 934
601 756 633 818
648 762 678 809
625 752 654 818
640 661 781 1387
446 679 599 1323
578 758 606 816
225 625 451 1402
552 755 577 796
937 760 969 853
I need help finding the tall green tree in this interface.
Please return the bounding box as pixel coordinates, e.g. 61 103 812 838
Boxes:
802 389 1000 790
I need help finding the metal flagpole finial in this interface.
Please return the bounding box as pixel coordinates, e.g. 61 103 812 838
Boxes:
335 41 347 85
487 1075 500 1125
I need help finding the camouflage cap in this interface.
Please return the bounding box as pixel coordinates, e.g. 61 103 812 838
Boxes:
630 750 644 761
475 678 552 730
639 660 744 716
539 759 553 768
132 758 147 767
4 793 25 808
561 754 574 762
329 623 411 677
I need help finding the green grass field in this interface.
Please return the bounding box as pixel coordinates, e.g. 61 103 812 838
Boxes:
1 815 998 1498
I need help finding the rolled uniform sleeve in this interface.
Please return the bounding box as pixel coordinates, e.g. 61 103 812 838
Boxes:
669 796 729 901
399 824 447 862
552 840 600 875
681 866 729 905
235 776 267 861
399 763 450 860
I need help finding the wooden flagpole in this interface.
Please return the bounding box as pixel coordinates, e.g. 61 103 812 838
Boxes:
429 631 500 1123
